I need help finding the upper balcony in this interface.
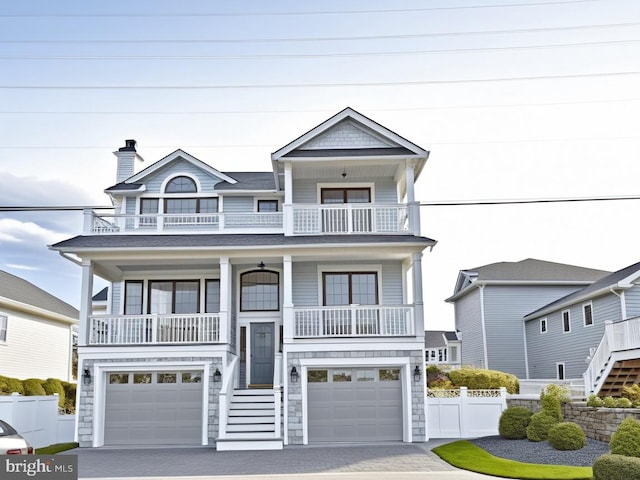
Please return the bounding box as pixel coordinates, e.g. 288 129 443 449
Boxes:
84 203 416 236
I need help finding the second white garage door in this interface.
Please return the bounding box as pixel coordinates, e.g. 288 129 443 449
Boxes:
104 370 203 446
307 367 403 443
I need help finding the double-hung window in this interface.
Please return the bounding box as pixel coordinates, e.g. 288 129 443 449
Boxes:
540 318 547 334
562 310 571 333
323 272 378 335
583 303 593 327
0 315 7 342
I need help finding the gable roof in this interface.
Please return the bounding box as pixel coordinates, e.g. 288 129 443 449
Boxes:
0 270 78 322
214 172 276 191
107 149 237 190
92 287 108 302
425 330 460 348
524 260 640 321
271 107 429 160
446 258 610 303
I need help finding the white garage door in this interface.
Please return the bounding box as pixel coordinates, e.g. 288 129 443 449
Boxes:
307 367 403 443
104 370 203 446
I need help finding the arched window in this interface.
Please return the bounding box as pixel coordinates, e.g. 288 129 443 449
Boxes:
165 176 197 193
240 270 279 311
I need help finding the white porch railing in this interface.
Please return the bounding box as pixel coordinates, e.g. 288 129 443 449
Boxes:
89 313 222 345
292 204 410 235
584 317 640 394
293 305 414 338
86 211 283 234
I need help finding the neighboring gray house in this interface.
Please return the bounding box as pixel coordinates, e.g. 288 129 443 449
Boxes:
446 259 609 378
524 260 640 395
425 330 461 367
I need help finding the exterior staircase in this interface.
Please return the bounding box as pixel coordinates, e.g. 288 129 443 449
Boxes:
216 389 283 451
597 359 640 397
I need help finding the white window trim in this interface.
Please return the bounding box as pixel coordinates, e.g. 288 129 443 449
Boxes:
556 362 566 380
316 264 383 306
562 310 571 333
160 172 202 194
316 182 376 204
540 317 547 334
0 314 7 344
583 302 594 327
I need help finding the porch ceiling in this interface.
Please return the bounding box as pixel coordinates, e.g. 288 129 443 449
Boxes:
291 161 400 180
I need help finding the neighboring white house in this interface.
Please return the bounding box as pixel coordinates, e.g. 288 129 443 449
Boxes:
0 269 78 382
51 107 435 450
425 330 461 367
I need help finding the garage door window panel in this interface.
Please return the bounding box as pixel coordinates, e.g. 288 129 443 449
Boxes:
157 373 177 384
308 370 328 383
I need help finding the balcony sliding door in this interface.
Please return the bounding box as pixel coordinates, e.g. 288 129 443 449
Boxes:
320 188 371 233
323 272 378 335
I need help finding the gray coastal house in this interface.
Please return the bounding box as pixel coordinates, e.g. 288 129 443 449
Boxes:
524 260 640 396
445 259 609 378
51 108 435 450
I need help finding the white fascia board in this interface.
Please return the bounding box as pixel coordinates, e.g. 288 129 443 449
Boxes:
276 154 427 163
0 297 78 325
104 185 146 195
285 341 424 353
126 149 237 185
616 268 640 288
217 190 282 195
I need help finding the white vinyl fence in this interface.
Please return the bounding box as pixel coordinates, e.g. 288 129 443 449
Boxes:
427 387 507 438
0 394 75 448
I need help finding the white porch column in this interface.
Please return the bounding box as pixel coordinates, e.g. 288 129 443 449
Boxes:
219 257 231 345
283 161 294 236
412 252 424 341
82 208 93 234
283 255 294 342
406 160 420 235
78 259 94 346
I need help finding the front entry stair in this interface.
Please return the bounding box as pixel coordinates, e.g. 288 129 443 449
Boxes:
216 389 283 451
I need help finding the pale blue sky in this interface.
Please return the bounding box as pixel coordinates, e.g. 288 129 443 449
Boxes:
1 0 639 329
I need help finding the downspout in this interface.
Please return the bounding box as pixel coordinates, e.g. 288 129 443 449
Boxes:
479 285 489 369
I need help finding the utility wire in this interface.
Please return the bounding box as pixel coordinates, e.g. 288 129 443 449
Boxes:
2 194 639 212
1 22 636 45
1 71 637 90
3 39 637 61
0 1 603 18
0 98 638 115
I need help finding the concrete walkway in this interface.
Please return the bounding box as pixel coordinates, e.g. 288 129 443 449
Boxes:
68 442 500 480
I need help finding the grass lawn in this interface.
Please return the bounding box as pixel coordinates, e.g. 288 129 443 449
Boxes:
36 442 79 454
432 440 593 480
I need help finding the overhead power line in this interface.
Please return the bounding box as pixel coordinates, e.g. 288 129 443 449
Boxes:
1 21 634 44
0 1 602 18
1 71 637 90
3 39 637 61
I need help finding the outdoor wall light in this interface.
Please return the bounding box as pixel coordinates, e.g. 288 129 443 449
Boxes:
82 368 92 386
290 366 299 383
257 261 266 269
413 365 421 383
213 368 222 383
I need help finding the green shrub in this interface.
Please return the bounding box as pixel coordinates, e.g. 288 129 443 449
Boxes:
540 384 567 421
587 394 604 407
622 384 640 403
603 396 617 408
610 416 640 457
547 422 586 450
0 376 24 395
593 453 640 480
498 406 533 440
42 378 65 409
526 411 559 442
447 367 519 394
23 378 46 396
617 397 633 408
61 382 76 413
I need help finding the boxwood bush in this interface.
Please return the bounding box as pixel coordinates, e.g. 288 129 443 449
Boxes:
23 378 46 396
547 422 586 450
526 411 558 442
447 367 519 394
622 384 640 403
0 375 25 395
610 416 640 458
593 453 640 480
498 406 533 439
587 394 604 407
42 378 65 409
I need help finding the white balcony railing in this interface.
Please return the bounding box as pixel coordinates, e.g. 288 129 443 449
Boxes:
292 204 410 235
87 212 283 234
584 316 640 394
89 313 222 345
293 305 414 338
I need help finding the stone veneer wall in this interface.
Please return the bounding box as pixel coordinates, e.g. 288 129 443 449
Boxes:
507 398 640 442
286 349 426 445
78 356 223 447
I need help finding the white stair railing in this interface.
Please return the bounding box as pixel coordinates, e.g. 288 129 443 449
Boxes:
218 356 238 440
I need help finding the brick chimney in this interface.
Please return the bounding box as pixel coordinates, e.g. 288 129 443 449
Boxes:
113 139 141 183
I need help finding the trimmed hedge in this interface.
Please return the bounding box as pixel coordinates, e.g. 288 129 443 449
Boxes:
0 375 25 395
548 422 586 451
593 453 640 480
526 411 558 442
498 406 533 440
447 368 519 394
610 416 640 458
42 378 65 409
0 375 75 412
23 378 46 396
